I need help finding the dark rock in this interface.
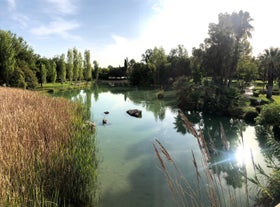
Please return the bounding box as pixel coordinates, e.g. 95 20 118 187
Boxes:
126 109 142 118
104 111 109 114
102 118 107 125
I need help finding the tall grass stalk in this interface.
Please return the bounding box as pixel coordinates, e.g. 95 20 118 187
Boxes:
0 87 98 206
153 110 250 207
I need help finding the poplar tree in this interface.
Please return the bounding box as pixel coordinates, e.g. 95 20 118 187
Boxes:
59 54 66 83
73 47 79 81
78 52 83 80
67 49 73 81
84 50 92 81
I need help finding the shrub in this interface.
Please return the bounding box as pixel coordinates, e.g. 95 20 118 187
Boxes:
249 97 269 106
256 103 280 126
253 90 260 97
243 107 258 123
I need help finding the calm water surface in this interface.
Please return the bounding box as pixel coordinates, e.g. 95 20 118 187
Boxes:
56 85 267 207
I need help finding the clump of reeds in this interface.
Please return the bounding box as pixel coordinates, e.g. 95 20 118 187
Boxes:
153 110 250 207
0 87 98 206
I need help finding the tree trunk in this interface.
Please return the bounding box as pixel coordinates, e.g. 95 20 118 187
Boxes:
266 84 273 99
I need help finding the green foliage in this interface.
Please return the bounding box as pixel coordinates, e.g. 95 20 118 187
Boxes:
0 30 16 84
84 50 92 81
67 49 74 81
93 60 99 80
237 56 258 83
129 62 154 86
243 107 258 123
58 54 66 83
43 103 98 206
173 76 203 111
50 61 57 83
78 52 83 81
22 65 38 88
256 103 280 126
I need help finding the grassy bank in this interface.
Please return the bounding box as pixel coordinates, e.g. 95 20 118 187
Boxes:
36 81 93 94
0 87 98 206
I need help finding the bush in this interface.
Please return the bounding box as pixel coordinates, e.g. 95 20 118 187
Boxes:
253 90 260 97
256 103 280 126
249 97 269 106
243 108 258 123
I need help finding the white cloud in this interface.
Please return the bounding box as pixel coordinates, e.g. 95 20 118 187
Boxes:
7 0 16 10
6 0 30 28
95 0 280 67
12 13 29 28
30 18 80 40
44 0 77 15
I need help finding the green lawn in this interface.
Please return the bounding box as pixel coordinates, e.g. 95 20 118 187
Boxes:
36 81 93 93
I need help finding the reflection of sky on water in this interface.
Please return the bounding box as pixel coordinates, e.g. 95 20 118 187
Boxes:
60 87 268 207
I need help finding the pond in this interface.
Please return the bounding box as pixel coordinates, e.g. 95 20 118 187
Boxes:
55 84 268 207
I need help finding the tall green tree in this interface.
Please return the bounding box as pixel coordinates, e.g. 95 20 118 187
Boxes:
259 47 280 98
0 30 16 84
191 45 205 83
229 10 254 86
50 60 57 83
237 56 258 84
73 47 79 81
67 49 73 81
58 54 66 83
78 52 83 80
168 45 191 80
84 50 92 81
39 63 47 87
204 14 234 85
145 47 168 85
93 60 99 80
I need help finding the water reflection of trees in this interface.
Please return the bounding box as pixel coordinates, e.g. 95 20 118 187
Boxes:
125 89 168 121
174 111 248 189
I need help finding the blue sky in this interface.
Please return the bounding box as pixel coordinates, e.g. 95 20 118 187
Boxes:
1 0 280 67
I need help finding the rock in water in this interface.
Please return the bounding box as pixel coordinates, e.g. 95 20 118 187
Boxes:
126 109 142 118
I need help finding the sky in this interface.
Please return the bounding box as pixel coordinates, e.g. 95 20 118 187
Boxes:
1 0 280 67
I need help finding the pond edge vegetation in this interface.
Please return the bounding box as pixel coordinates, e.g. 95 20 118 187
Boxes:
0 88 98 206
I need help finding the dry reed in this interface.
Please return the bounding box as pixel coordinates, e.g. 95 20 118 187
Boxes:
0 87 97 206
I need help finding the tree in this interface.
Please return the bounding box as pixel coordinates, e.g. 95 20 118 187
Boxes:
237 56 258 84
204 16 234 85
0 30 16 84
73 47 79 81
50 60 57 83
148 47 168 85
129 63 155 86
259 47 280 98
229 10 254 86
39 63 47 87
67 49 73 81
78 52 83 80
191 45 205 83
93 60 99 80
168 45 191 80
84 50 92 81
58 54 66 83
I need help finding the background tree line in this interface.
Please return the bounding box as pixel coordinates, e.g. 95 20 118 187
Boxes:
0 30 102 88
1 10 280 98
